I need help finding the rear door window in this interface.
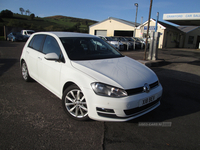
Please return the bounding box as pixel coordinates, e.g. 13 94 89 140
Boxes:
28 35 46 51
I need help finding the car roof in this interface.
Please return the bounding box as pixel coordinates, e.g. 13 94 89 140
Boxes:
22 30 35 31
33 32 96 38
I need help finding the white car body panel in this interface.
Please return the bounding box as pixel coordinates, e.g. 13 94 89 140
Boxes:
71 56 157 89
37 52 62 97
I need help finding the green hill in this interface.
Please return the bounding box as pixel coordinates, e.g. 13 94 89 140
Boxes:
0 13 98 36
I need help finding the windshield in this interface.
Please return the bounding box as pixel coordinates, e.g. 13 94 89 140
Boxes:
120 37 127 41
27 31 35 34
125 37 134 41
60 37 124 60
111 37 125 41
106 37 116 41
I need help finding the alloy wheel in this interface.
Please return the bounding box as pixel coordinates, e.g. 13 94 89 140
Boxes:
64 89 88 119
22 62 28 80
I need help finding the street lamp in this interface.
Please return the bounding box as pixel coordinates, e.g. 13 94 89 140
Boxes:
144 0 153 60
134 3 138 37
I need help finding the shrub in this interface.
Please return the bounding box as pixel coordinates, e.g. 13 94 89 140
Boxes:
0 9 13 18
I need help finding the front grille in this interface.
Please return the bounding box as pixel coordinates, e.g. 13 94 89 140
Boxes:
150 81 159 89
126 81 159 96
97 98 161 119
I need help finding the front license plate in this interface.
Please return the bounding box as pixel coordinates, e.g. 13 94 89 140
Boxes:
141 95 156 106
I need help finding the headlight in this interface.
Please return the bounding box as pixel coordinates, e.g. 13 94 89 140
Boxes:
91 82 127 98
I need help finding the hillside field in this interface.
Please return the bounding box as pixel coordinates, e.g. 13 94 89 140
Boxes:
0 13 98 36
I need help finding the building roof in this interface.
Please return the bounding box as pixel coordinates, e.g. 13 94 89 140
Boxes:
154 19 181 32
137 18 183 32
90 17 140 28
177 26 200 33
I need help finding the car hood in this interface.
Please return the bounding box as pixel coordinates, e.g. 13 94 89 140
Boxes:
71 56 158 89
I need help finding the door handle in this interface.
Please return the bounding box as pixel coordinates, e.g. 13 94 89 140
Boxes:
38 57 42 60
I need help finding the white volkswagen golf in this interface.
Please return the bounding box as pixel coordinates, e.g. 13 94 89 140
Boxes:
20 32 163 121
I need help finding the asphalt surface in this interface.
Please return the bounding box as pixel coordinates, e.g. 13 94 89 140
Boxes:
0 41 200 150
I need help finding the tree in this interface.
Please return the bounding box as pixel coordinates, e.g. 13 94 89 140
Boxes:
75 22 81 32
0 9 13 18
25 9 31 16
30 13 35 20
19 8 25 15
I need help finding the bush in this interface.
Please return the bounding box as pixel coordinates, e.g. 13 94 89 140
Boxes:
30 13 35 20
0 9 13 18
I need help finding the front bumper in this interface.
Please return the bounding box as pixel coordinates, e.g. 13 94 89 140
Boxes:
83 84 163 122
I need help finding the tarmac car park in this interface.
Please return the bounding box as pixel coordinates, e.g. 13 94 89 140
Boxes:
1 40 200 149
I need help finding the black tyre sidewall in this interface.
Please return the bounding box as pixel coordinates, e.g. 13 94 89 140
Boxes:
22 61 32 82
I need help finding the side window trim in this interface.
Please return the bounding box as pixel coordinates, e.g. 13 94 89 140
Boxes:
28 36 35 48
40 35 47 52
38 35 46 52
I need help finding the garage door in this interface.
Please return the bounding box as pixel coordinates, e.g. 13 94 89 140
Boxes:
95 30 107 36
114 30 134 37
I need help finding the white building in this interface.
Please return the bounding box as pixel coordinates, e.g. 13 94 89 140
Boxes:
89 13 200 49
89 17 139 37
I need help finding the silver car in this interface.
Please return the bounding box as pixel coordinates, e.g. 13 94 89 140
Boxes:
111 36 133 50
98 36 124 50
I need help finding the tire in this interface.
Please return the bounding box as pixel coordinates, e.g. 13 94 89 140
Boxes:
62 84 89 121
21 61 32 82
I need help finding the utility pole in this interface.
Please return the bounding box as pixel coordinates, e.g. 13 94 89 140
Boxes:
144 0 153 60
155 12 159 32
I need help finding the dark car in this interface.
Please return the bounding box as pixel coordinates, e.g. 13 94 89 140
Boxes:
7 32 26 42
125 37 142 49
132 37 148 49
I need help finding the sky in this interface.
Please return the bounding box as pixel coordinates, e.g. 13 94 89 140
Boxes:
0 0 200 26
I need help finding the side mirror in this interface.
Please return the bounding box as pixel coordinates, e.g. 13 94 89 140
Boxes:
45 53 59 61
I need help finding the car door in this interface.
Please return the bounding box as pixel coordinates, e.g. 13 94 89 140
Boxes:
25 35 46 80
37 35 64 96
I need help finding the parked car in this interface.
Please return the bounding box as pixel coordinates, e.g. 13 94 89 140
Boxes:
124 37 142 49
7 32 26 42
21 30 35 38
111 36 133 50
98 36 124 50
20 32 163 122
133 37 148 49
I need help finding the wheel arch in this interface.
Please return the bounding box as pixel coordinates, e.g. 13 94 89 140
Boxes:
20 59 25 67
62 81 77 96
